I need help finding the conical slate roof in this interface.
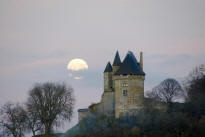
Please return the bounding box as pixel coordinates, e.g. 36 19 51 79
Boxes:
115 51 145 75
112 51 121 66
104 62 113 73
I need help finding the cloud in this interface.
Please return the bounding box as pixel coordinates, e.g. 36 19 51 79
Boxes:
74 76 83 80
0 57 66 76
68 73 73 77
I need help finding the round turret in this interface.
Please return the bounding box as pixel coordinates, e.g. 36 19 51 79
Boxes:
104 62 113 91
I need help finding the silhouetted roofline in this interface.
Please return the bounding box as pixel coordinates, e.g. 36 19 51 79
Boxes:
104 62 113 73
115 51 145 75
113 51 121 66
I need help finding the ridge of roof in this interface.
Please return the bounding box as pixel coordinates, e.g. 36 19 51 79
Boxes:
115 51 145 75
104 62 113 73
113 51 121 66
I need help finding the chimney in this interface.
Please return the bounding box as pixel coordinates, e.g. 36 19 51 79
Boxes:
140 52 143 71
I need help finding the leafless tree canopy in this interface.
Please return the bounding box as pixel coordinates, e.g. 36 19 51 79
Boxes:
183 64 205 90
26 82 75 136
147 78 184 103
0 103 27 137
25 110 42 136
188 64 205 81
184 64 205 102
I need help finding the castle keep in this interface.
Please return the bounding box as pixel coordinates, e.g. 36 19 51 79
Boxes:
78 51 145 120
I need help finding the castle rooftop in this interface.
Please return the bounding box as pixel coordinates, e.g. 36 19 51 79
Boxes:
115 51 145 75
104 62 113 72
113 51 121 66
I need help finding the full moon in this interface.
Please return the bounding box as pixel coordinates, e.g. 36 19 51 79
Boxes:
67 58 88 71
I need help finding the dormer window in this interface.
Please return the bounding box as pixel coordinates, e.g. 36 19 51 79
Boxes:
122 83 128 87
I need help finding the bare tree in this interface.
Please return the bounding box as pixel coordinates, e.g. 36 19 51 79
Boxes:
184 64 205 103
25 110 42 136
147 78 185 103
185 64 205 85
26 82 75 136
0 103 27 137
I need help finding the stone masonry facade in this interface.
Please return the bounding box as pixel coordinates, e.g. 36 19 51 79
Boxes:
78 51 145 121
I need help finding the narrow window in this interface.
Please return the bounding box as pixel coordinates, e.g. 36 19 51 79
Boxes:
123 90 128 96
122 83 128 87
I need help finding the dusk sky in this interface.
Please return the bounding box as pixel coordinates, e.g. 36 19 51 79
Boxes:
1 0 205 132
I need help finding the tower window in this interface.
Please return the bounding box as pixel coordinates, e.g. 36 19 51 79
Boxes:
122 83 128 87
123 90 128 96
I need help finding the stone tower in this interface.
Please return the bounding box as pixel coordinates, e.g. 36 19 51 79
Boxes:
113 51 145 118
104 62 113 91
112 51 121 74
78 50 145 120
112 51 121 91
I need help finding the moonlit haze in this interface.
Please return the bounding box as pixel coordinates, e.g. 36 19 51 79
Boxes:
0 0 205 133
67 58 88 80
67 59 88 71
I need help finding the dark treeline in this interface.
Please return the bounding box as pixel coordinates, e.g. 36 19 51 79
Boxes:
1 64 205 137
70 64 205 137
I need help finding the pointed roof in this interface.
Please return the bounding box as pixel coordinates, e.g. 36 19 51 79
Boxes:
104 62 113 73
113 51 121 66
115 51 145 75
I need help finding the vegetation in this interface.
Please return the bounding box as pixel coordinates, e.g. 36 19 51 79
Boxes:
25 109 42 136
27 82 75 136
147 78 186 102
0 103 27 137
0 82 75 137
65 64 205 137
1 64 205 137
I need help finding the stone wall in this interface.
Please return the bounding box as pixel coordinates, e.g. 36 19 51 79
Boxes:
89 91 115 116
78 109 91 121
113 75 145 118
104 72 113 91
